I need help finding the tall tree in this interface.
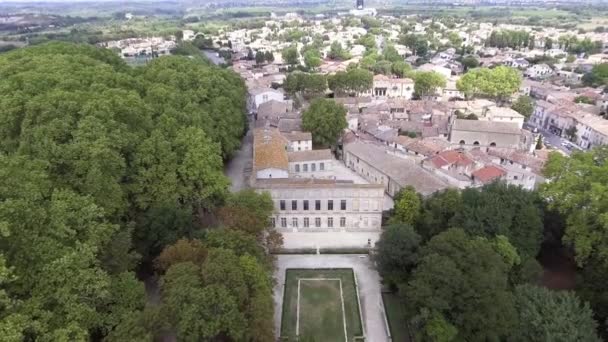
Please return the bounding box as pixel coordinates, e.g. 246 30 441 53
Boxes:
302 99 348 148
405 229 517 341
511 285 600 342
373 224 421 287
542 147 608 266
412 71 446 98
457 66 521 103
511 95 535 119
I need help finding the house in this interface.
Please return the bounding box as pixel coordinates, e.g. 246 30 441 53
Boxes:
418 63 452 79
257 99 291 121
484 106 525 129
449 119 523 149
524 64 553 79
288 149 333 174
282 131 312 152
249 87 284 109
471 165 507 186
367 75 415 99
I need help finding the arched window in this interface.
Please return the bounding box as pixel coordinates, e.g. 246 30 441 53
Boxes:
490 142 496 147
473 141 480 146
459 140 465 145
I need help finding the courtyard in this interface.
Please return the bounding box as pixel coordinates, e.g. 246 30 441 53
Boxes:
274 255 390 342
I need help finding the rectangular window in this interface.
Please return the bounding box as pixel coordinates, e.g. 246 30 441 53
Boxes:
271 217 276 227
292 200 297 210
341 200 347 210
292 218 298 228
315 200 321 211
340 217 346 227
303 164 308 172
303 200 309 211
311 163 316 172
304 218 310 228
281 217 287 228
315 217 321 227
328 217 334 228
280 200 286 211
328 200 334 211
320 162 325 171
295 164 300 172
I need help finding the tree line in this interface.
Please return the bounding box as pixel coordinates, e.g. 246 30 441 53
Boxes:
0 42 277 341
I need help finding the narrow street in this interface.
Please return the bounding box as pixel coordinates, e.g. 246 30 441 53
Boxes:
224 118 253 191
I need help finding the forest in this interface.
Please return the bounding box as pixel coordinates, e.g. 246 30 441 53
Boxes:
0 42 277 341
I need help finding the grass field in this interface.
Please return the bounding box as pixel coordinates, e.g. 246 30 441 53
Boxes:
281 269 364 341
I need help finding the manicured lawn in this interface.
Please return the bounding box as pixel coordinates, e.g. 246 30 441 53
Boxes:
382 292 411 342
281 268 363 341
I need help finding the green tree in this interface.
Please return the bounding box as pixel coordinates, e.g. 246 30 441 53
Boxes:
412 71 446 98
542 147 608 266
303 49 322 70
391 186 422 225
391 61 412 78
511 285 600 342
406 229 517 341
255 50 265 65
328 41 351 60
457 66 521 103
583 63 608 86
373 224 421 287
382 45 402 63
461 55 479 71
511 95 535 119
302 99 347 148
327 68 373 95
282 45 299 66
452 182 544 259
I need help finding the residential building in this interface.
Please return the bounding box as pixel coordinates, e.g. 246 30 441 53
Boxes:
256 178 384 231
253 128 289 179
288 149 333 175
343 141 448 196
249 87 284 109
282 131 312 151
449 119 524 149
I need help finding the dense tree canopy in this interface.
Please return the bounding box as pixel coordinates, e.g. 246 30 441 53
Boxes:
302 99 348 148
412 71 446 98
327 68 373 95
542 148 608 266
457 66 521 102
0 42 251 340
512 284 600 342
406 229 517 341
511 95 535 119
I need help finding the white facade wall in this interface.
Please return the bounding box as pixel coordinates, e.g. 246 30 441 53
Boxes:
289 140 312 151
252 91 284 109
256 168 289 179
289 159 333 174
343 150 401 197
263 186 384 231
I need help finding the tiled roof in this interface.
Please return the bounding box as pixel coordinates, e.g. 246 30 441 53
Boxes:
472 165 506 184
288 149 333 162
429 150 474 168
344 141 448 196
452 119 521 135
253 128 288 171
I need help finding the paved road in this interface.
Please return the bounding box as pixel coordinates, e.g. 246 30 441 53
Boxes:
524 123 572 155
224 119 253 191
274 255 390 342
